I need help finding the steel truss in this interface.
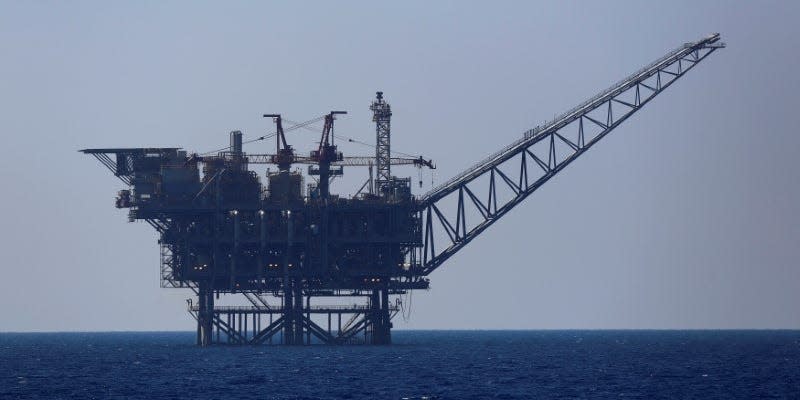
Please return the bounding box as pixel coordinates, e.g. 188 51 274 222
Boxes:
415 34 724 274
370 91 393 192
163 242 400 345
188 291 399 345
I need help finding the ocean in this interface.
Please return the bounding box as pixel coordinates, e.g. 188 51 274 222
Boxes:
1 330 798 399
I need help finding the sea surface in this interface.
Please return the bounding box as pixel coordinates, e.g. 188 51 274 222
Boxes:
1 330 798 399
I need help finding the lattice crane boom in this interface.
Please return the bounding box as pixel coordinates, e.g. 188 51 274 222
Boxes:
414 33 725 275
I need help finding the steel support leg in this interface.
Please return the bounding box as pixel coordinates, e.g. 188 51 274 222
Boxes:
283 285 294 345
294 283 304 345
369 289 380 344
380 286 392 345
197 283 214 346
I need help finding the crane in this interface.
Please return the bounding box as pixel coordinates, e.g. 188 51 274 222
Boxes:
413 33 725 275
197 112 434 180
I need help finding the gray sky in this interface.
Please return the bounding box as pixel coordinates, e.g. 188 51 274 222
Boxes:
1 1 798 331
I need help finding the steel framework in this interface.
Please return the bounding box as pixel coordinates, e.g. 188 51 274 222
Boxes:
82 33 723 345
370 91 393 194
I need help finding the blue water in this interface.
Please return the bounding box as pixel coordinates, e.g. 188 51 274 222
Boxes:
1 330 798 399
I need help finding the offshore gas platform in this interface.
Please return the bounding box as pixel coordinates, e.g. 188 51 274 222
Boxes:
82 34 724 345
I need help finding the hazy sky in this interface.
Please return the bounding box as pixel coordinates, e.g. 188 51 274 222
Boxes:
1 1 799 331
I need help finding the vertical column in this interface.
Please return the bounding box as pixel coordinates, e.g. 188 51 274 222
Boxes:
255 312 259 339
380 285 392 345
259 210 266 282
306 295 311 344
231 210 240 290
197 282 214 346
369 289 380 344
282 210 294 345
294 282 304 345
321 199 329 274
367 285 392 345
283 283 294 345
318 162 331 199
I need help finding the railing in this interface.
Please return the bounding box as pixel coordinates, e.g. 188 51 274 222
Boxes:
190 304 399 313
